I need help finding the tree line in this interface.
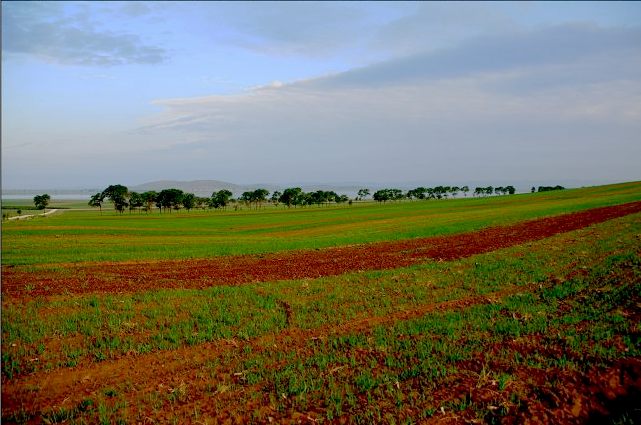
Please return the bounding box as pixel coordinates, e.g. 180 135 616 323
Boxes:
87 183 529 213
372 185 516 202
25 183 565 217
532 185 566 193
88 185 353 213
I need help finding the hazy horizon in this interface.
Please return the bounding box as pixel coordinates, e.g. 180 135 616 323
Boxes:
3 2 641 189
2 177 637 197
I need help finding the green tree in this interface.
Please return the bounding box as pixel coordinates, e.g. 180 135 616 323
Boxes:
373 189 403 202
408 187 427 200
391 189 404 200
299 192 313 207
33 194 51 212
461 186 470 197
270 191 282 206
195 196 208 210
141 191 158 213
210 190 233 209
182 193 196 211
537 185 565 192
156 188 184 213
128 192 144 213
279 187 302 208
335 194 349 204
433 186 446 199
102 185 129 214
252 188 270 209
88 192 104 214
373 189 388 203
240 191 253 208
357 188 370 201
309 190 324 206
426 187 435 199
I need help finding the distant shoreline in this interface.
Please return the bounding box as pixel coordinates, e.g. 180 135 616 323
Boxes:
2 194 90 201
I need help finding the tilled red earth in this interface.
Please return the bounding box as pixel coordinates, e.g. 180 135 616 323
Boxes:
3 201 641 297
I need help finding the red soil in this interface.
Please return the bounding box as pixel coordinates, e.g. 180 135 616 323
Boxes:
3 201 641 297
3 276 640 424
0 285 529 419
3 203 641 423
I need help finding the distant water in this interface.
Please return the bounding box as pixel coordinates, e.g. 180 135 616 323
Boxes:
2 194 90 200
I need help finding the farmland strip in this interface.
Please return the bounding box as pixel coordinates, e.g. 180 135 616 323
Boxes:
3 200 641 297
0 282 546 419
4 252 639 423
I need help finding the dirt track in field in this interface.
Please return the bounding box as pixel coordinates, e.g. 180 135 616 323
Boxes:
3 200 641 297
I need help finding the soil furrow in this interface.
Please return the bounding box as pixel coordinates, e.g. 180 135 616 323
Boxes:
3 201 641 298
0 283 537 418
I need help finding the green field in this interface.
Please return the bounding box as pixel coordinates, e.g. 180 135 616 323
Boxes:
1 199 95 221
4 211 640 379
3 181 641 266
2 181 641 423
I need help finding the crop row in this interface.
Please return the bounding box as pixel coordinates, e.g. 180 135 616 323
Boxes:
1 217 639 425
4 234 640 423
4 213 640 380
3 181 640 266
210 253 640 423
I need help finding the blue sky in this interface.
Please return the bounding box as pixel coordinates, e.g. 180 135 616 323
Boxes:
2 1 641 189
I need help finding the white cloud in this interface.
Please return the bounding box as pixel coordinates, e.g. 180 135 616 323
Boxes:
133 24 641 184
302 24 641 89
2 2 166 66
136 74 640 183
4 5 641 188
195 2 387 57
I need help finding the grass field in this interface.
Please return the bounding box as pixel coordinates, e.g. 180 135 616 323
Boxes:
2 199 93 217
3 181 641 266
2 181 641 424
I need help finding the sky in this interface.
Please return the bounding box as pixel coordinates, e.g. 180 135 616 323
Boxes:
2 1 641 189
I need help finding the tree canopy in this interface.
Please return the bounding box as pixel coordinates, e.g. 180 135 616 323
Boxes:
156 188 184 213
182 193 196 211
210 190 233 209
90 180 523 217
279 187 303 208
537 185 565 192
373 189 404 202
88 192 104 213
102 184 129 213
33 194 51 210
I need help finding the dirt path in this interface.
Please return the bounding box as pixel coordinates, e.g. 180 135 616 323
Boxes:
6 209 59 221
3 201 641 297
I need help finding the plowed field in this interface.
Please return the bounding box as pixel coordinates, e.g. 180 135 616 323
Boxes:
3 200 641 298
2 197 641 424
